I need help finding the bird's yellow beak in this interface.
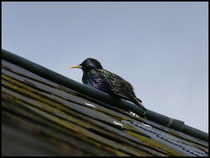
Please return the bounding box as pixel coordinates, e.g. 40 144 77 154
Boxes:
71 65 81 69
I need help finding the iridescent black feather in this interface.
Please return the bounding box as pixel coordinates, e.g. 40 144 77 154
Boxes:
74 58 146 110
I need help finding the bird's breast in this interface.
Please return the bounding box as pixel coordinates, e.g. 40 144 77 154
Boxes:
82 70 110 93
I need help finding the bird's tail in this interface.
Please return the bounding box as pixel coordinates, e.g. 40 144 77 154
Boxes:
132 97 147 111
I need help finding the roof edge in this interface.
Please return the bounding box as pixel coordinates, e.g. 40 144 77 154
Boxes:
2 49 208 142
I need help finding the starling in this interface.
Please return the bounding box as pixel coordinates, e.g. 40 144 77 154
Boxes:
71 58 146 110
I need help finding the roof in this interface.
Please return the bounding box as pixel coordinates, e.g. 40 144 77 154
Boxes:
2 49 209 156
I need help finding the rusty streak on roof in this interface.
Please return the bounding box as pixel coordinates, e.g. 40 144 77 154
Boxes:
2 50 209 156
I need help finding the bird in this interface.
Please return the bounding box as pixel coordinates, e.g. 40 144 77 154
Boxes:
71 58 146 110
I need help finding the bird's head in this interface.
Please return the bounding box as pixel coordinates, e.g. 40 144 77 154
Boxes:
71 58 103 72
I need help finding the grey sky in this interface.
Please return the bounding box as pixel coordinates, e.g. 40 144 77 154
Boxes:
2 2 208 132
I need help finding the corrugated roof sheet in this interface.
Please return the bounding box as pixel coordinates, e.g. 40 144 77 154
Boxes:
2 52 209 156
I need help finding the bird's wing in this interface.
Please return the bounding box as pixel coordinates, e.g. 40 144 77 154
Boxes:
98 69 136 100
97 69 145 109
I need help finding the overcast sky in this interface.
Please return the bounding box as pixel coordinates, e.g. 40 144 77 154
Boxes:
2 2 208 133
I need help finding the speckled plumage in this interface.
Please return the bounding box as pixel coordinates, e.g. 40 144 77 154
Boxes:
72 58 145 109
